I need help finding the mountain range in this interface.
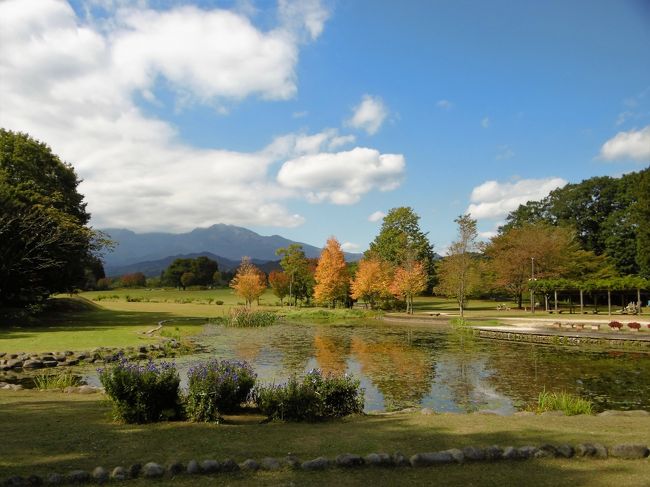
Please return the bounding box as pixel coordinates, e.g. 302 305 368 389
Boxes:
101 224 361 277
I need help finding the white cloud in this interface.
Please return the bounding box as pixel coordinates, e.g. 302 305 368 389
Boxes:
481 117 490 128
347 95 388 135
599 126 650 162
277 147 405 204
0 0 337 232
341 242 361 252
466 177 567 219
495 145 515 160
478 230 498 239
278 0 329 41
436 99 453 110
368 210 386 222
328 134 356 150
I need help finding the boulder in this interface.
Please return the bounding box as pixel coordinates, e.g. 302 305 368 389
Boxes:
462 446 486 461
575 443 597 457
2 476 25 486
301 457 329 470
335 453 364 468
609 444 649 459
142 462 164 478
43 360 59 368
516 446 539 459
240 459 260 471
284 455 301 469
556 444 574 458
110 467 127 481
66 470 90 483
391 451 409 467
127 464 141 479
92 467 108 484
26 474 43 486
220 459 240 472
593 443 608 459
485 445 503 461
186 460 200 475
410 451 455 467
260 457 281 471
537 444 558 458
7 360 25 369
168 461 184 475
364 453 392 466
46 473 64 485
200 460 220 473
420 407 435 415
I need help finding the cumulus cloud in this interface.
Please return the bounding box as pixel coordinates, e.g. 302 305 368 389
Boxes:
368 210 386 222
277 148 405 204
0 0 339 232
347 95 388 135
341 242 361 252
436 99 453 110
599 126 650 162
466 177 567 219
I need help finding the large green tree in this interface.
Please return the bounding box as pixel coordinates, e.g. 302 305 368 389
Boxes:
276 244 314 306
502 168 648 275
635 169 650 279
0 129 106 306
367 207 436 288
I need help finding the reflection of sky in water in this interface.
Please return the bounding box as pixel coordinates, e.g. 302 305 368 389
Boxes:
81 321 650 413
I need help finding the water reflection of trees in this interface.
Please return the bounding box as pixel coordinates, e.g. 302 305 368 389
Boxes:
314 331 349 375
350 334 435 411
270 325 315 376
483 343 650 410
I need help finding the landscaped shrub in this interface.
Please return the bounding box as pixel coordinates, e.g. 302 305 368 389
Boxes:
228 307 277 327
536 389 593 416
215 300 224 305
185 359 257 422
627 322 641 330
98 356 182 423
608 320 623 330
254 369 364 422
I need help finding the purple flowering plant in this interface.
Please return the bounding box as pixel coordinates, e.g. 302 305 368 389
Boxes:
98 354 182 424
185 359 257 422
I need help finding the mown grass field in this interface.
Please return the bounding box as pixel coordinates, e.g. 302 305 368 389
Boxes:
1 390 649 486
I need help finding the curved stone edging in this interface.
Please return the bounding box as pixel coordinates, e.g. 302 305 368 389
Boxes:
475 328 650 350
2 442 648 485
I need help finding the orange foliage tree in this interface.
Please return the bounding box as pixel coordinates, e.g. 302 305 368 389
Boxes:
230 257 267 306
313 237 350 307
350 257 393 309
390 259 427 314
268 270 291 305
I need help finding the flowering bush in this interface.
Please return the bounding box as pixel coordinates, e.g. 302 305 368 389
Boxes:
185 359 257 422
608 321 623 330
627 322 641 330
254 369 364 422
98 356 182 423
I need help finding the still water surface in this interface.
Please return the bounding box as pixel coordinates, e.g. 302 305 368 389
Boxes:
150 321 650 413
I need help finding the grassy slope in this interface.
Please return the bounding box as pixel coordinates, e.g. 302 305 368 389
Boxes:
1 391 649 485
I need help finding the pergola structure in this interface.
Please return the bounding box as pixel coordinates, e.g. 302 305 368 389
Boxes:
529 276 649 316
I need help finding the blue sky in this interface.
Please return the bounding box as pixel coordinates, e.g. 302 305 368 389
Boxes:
1 0 649 254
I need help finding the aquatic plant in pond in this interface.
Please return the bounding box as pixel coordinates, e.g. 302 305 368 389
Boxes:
254 369 364 422
33 370 82 390
228 307 277 327
185 359 257 422
98 355 182 423
536 389 594 416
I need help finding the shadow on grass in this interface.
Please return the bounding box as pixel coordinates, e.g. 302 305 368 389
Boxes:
2 392 647 486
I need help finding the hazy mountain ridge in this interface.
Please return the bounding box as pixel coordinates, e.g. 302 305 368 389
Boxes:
101 223 361 276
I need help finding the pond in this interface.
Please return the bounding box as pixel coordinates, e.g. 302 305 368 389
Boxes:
16 320 649 413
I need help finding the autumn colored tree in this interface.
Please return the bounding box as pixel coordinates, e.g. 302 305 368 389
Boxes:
434 215 480 318
314 237 350 307
121 272 147 288
269 270 291 305
350 257 393 309
390 259 427 314
230 257 267 306
484 224 581 308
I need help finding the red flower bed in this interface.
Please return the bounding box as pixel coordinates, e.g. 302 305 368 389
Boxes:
627 322 641 330
608 321 623 330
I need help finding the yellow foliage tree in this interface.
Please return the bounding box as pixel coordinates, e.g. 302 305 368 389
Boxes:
390 259 427 314
314 237 350 307
230 257 266 306
350 257 393 309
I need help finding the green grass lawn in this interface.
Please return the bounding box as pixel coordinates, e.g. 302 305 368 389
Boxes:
1 390 649 486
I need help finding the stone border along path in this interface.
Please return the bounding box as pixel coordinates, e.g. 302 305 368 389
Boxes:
2 442 648 485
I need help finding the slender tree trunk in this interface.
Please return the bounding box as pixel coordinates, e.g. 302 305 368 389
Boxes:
638 288 642 315
554 289 558 313
517 292 523 309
